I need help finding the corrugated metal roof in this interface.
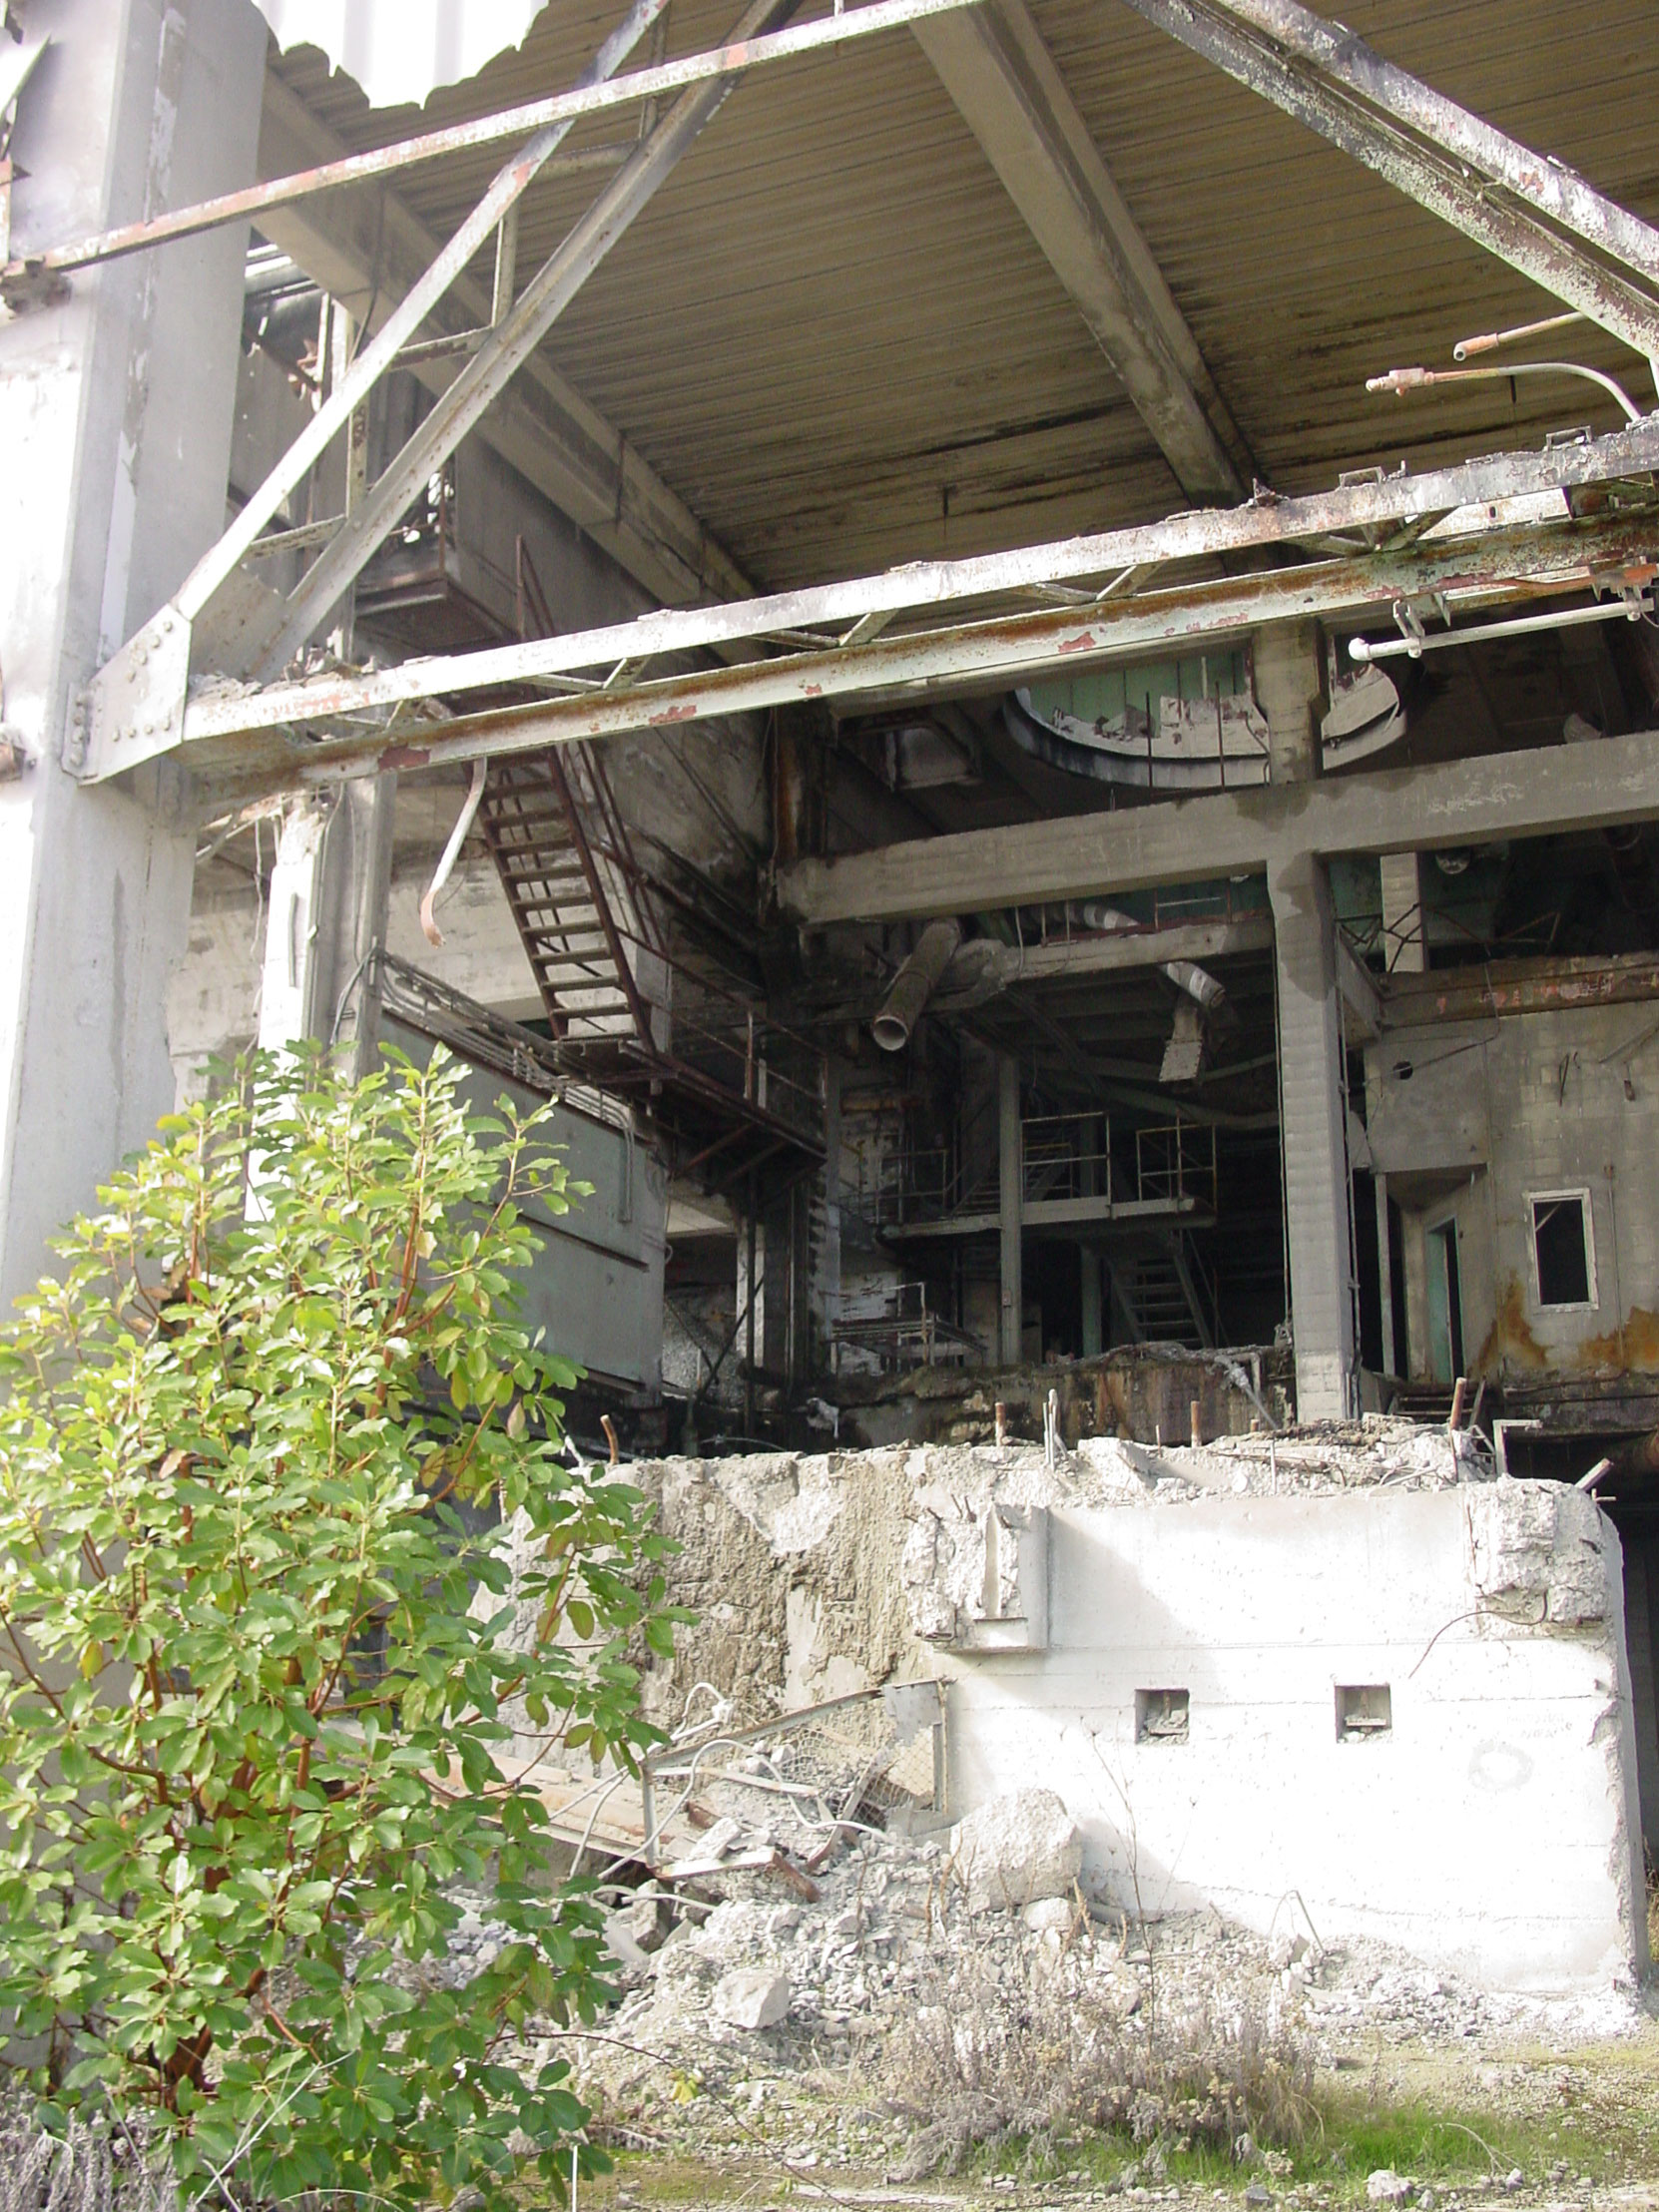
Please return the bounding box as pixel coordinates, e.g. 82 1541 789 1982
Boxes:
272 1 1659 591
254 0 543 111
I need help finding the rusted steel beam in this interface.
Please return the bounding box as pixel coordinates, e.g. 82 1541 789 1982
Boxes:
0 0 987 284
256 76 754 612
185 510 1658 793
162 421 1659 754
1202 0 1659 296
1118 0 1659 368
78 0 672 776
1383 951 1659 1027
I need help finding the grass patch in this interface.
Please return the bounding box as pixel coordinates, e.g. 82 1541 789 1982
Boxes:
905 2082 1654 2199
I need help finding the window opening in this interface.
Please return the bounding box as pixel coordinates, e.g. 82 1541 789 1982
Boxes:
1530 1190 1595 1309
1336 1684 1392 1741
1136 1688 1190 1744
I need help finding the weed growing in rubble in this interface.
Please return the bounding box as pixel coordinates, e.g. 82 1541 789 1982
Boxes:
886 1936 1315 2177
0 1047 681 2212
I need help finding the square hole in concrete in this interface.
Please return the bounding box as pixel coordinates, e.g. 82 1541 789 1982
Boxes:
1336 1684 1392 1741
1135 1688 1189 1744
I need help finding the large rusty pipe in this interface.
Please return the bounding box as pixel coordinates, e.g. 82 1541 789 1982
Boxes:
872 919 962 1052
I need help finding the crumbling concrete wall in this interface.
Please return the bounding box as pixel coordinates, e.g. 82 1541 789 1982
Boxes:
640 1449 921 1733
636 1440 1647 1993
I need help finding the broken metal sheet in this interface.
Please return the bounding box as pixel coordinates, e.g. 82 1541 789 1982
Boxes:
252 0 544 112
0 34 45 125
1005 685 1271 791
1321 665 1406 771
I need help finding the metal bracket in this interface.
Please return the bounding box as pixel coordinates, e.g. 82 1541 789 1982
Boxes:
72 605 193 780
1388 598 1429 659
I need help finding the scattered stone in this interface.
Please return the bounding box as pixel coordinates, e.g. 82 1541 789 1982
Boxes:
602 1909 652 1970
1502 2173 1526 2195
1368 2173 1413 2204
1023 1896 1075 1934
1246 2184 1274 2206
712 1965 792 2030
949 1787 1082 1911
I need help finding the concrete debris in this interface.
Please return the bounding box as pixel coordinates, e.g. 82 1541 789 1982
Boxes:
1467 1477 1609 1627
948 1789 1082 1913
1369 2173 1415 2204
553 1809 1647 2108
712 1965 793 2029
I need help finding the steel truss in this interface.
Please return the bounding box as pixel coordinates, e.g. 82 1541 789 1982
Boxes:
92 421 1659 796
45 0 1659 796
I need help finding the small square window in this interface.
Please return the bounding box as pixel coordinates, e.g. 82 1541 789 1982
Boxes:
1136 1688 1189 1744
1336 1684 1391 1741
1528 1190 1596 1311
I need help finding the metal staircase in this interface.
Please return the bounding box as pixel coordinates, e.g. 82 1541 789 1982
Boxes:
473 740 823 1191
1105 1234 1216 1350
476 747 662 1052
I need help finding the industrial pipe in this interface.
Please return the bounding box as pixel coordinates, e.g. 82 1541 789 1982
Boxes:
1163 959 1226 1010
1368 358 1643 424
872 919 961 1051
420 758 489 946
1350 592 1650 665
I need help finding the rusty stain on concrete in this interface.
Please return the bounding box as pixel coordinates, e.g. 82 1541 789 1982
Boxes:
1473 1276 1550 1377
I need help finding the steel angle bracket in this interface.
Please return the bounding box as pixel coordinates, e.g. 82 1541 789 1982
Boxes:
71 606 192 782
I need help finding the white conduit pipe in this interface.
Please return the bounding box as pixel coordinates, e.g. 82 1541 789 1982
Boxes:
872 918 961 1051
1350 594 1650 665
419 758 489 946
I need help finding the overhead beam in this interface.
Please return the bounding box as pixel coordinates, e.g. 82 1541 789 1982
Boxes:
1199 0 1659 295
3 0 987 283
913 0 1246 502
779 724 1659 925
264 511 1659 789
254 0 800 677
161 412 1659 739
101 0 674 702
1010 916 1273 980
1118 0 1659 366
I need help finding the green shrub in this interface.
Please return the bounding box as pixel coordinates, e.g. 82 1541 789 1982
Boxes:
0 1047 678 2209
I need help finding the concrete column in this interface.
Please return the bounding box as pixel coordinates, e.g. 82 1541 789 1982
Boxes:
1380 849 1427 972
1080 1113 1103 1358
257 779 397 1070
997 1053 1023 1367
813 1058 843 1365
1270 850 1358 1420
1255 620 1325 786
1375 1171 1397 1380
0 0 268 1301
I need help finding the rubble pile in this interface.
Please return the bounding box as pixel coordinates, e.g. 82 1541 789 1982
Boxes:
530 1787 1643 2158
1070 1417 1491 1503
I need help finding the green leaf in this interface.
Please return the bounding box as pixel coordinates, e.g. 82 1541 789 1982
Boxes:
0 1039 675 2212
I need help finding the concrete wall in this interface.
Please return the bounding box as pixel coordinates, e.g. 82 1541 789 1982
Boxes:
171 853 540 1098
1366 1003 1659 1382
634 1445 1648 1994
947 1485 1644 1992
